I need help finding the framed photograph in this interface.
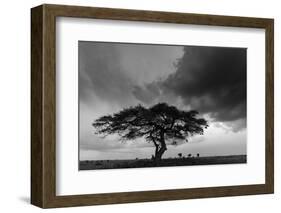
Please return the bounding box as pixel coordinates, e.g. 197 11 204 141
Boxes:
31 4 274 208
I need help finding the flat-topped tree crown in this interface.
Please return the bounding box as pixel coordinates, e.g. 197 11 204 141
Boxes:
93 103 208 164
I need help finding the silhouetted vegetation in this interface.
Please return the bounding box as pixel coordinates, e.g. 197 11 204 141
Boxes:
93 103 208 165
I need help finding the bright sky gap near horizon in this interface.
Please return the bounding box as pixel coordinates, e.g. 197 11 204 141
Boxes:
79 41 247 161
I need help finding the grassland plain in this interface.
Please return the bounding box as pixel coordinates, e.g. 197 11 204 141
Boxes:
79 155 246 170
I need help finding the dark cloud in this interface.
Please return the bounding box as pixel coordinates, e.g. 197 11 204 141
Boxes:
164 46 246 122
134 46 247 125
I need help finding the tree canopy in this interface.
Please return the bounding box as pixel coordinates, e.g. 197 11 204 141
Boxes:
93 103 208 163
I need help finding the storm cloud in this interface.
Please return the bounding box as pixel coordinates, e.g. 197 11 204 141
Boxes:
134 46 247 124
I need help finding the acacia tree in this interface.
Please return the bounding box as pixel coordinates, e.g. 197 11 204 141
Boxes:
93 103 208 164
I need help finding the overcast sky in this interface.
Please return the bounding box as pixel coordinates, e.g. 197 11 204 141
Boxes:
79 41 247 161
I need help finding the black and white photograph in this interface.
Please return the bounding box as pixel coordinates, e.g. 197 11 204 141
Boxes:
78 41 247 170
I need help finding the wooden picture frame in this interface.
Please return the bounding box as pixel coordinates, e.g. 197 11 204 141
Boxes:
31 4 274 208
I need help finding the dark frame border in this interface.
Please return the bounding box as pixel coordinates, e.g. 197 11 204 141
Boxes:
31 4 274 208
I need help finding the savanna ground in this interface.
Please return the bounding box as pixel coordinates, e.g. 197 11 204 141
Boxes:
79 155 246 170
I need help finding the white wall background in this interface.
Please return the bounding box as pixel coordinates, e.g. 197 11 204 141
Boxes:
0 0 279 212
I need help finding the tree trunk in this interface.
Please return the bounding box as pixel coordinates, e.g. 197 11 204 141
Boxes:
154 130 167 166
154 145 167 165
